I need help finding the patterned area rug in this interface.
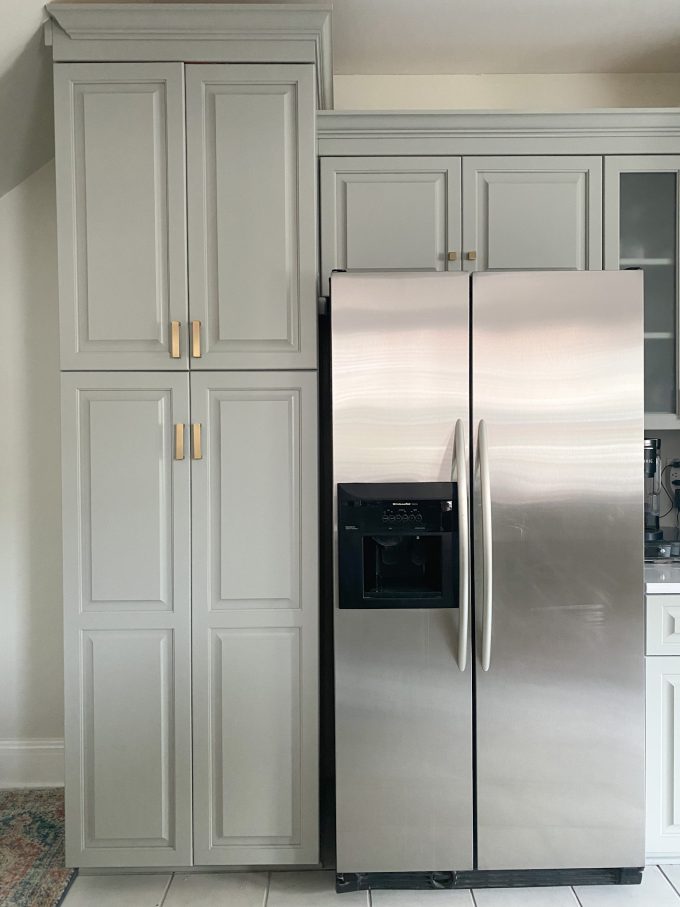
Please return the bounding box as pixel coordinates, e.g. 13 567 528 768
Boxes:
0 788 76 906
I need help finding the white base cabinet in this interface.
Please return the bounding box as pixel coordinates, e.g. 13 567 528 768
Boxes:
646 656 680 859
646 595 680 860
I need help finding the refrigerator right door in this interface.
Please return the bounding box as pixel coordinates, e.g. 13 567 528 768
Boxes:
472 270 645 870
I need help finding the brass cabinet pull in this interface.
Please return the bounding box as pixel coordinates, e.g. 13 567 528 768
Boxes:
192 423 203 460
447 251 458 262
466 251 477 261
170 321 181 358
191 321 202 358
174 424 185 460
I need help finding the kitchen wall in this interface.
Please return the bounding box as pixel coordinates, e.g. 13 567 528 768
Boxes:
333 73 680 109
2 70 680 788
0 161 64 786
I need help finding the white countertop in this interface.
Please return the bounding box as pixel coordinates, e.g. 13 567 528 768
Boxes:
645 564 680 594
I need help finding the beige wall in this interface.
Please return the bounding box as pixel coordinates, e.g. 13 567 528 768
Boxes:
0 161 64 785
0 2 53 201
333 73 680 110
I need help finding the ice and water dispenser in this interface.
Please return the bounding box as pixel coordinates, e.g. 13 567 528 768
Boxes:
337 482 458 609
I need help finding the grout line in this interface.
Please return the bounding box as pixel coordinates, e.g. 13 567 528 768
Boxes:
262 871 271 907
470 889 479 906
570 884 585 907
367 887 372 906
158 872 175 907
659 864 680 899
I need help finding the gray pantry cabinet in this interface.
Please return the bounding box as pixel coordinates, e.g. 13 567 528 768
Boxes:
50 1 325 869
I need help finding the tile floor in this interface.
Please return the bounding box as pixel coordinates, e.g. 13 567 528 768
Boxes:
60 866 680 906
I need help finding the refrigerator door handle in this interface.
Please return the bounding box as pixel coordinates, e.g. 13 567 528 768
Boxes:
452 418 470 671
478 419 493 671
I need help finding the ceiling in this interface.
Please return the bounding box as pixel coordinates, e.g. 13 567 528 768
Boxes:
331 0 680 74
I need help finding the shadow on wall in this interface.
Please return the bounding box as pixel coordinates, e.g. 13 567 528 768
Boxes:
0 161 64 749
0 26 54 201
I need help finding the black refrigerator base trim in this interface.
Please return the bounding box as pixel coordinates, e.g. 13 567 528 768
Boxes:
335 868 644 892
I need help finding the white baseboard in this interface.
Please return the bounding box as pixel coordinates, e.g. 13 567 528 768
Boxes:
0 738 64 788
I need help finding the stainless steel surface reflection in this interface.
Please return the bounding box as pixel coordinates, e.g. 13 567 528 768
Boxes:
332 272 473 873
472 270 645 870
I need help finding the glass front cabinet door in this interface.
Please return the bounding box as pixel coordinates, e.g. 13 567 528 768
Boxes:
605 156 680 429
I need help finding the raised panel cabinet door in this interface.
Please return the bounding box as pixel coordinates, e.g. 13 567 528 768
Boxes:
186 65 316 369
462 155 602 271
646 657 680 859
61 373 191 867
320 156 462 294
191 371 318 865
54 64 188 369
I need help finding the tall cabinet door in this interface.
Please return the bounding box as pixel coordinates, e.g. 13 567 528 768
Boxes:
191 372 318 865
186 65 317 370
54 64 188 370
472 271 644 871
61 373 191 867
320 156 462 294
462 156 602 271
646 656 680 858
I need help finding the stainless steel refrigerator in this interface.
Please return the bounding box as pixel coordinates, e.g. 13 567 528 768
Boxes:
331 270 645 891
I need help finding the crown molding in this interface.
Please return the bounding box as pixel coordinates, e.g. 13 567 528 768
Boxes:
317 109 680 154
45 2 333 108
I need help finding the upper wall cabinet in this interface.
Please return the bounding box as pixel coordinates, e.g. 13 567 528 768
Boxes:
54 63 188 370
604 156 680 430
186 65 317 369
462 156 602 271
320 157 462 295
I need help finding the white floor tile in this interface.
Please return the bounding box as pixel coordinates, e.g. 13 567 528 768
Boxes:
267 871 368 905
661 865 680 896
472 886 579 906
574 866 680 906
163 872 268 906
371 888 474 905
62 873 171 907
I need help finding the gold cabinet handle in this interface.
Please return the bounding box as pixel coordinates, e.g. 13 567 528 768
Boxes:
466 251 477 261
191 321 202 358
174 424 185 460
447 251 458 262
170 321 181 358
192 423 202 460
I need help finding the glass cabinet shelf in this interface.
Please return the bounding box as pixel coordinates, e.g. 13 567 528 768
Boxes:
620 257 674 267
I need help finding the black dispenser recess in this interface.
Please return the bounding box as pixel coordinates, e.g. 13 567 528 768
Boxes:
337 482 458 609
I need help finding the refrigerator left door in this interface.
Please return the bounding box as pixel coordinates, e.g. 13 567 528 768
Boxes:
61 373 192 867
332 272 473 873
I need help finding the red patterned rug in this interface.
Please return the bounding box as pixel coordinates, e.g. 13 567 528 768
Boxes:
0 788 76 906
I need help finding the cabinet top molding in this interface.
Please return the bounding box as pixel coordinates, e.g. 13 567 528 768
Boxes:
45 2 333 108
316 109 680 155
